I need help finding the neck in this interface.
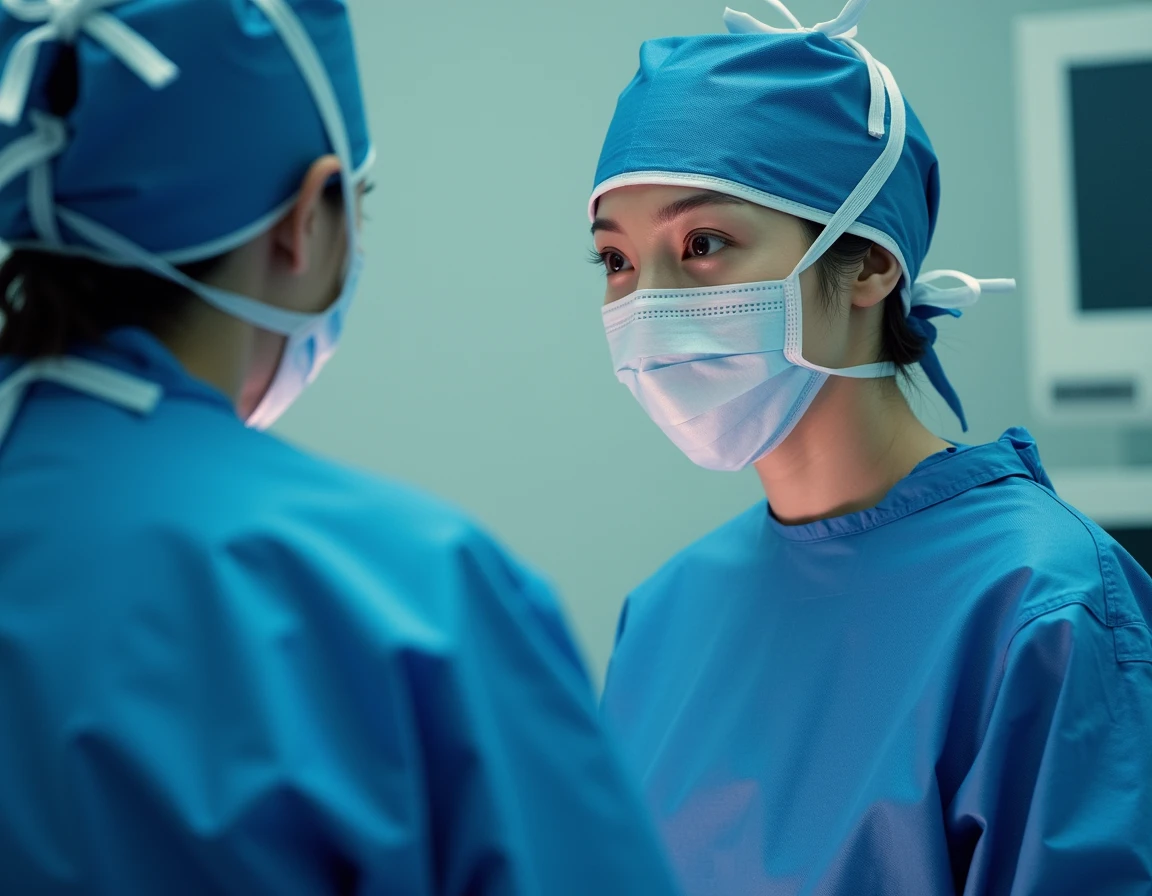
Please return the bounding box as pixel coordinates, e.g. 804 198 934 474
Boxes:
162 302 255 408
754 376 951 525
158 253 280 420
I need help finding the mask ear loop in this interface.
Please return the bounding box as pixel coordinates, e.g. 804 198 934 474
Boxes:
724 0 904 379
783 57 906 380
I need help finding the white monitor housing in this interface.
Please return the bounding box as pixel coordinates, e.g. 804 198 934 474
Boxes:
1016 5 1152 425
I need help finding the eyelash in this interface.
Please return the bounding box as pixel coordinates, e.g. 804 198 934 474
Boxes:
587 231 734 272
684 231 733 257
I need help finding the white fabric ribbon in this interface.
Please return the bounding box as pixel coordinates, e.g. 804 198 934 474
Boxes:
0 110 66 242
912 269 1016 311
0 0 179 126
0 0 181 245
0 354 162 445
725 0 872 39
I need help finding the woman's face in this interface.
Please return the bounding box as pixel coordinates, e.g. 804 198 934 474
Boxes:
591 184 887 370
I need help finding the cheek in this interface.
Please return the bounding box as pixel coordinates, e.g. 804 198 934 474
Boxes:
721 238 808 285
795 265 851 366
603 280 633 306
799 266 826 315
316 232 351 311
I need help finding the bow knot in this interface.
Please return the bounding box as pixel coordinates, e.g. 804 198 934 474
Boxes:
48 0 90 41
0 0 179 126
906 272 1016 433
912 269 1017 311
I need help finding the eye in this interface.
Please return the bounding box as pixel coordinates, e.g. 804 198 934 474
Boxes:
685 233 729 259
589 248 634 275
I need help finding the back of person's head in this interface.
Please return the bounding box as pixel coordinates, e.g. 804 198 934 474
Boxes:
0 0 373 358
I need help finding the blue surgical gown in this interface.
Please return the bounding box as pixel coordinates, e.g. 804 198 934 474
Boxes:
0 329 679 895
602 430 1152 896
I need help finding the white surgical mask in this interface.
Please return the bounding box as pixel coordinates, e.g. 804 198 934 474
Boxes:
243 247 364 430
604 277 828 472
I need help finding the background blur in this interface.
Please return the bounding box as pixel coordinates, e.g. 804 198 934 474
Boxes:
277 0 1150 683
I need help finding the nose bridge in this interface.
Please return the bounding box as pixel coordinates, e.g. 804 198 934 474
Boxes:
636 243 692 292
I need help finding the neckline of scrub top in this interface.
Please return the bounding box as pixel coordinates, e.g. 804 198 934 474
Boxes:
71 326 238 412
763 427 1050 543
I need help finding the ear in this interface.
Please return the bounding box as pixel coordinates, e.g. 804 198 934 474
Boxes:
271 155 343 276
851 243 903 309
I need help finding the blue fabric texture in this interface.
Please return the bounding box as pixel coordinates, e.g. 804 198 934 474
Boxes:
0 330 680 895
603 430 1152 895
0 0 373 258
592 31 940 286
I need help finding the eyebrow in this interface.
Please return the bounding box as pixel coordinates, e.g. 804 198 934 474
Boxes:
590 191 745 235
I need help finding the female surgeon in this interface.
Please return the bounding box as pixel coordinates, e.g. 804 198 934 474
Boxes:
590 0 1152 893
0 2 681 893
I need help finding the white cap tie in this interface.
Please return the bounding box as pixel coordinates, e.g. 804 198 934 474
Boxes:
0 0 179 126
912 269 1017 311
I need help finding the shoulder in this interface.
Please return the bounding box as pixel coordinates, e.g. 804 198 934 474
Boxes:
143 404 492 549
121 410 567 649
952 470 1151 631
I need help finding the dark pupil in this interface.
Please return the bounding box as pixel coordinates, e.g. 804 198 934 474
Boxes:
609 253 624 272
691 236 710 256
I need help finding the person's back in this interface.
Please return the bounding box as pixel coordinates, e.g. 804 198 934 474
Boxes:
0 328 670 893
0 2 678 892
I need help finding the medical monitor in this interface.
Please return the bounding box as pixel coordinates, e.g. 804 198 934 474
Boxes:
1016 5 1152 424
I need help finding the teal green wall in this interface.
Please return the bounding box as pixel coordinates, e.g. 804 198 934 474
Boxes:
278 0 1142 682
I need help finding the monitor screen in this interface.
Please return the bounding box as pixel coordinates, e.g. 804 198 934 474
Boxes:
1069 59 1152 313
1108 526 1151 576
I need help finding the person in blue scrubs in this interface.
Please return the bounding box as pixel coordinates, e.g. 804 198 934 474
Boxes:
588 0 1152 893
0 2 680 893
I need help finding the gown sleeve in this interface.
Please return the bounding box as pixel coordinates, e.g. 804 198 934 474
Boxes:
949 595 1152 896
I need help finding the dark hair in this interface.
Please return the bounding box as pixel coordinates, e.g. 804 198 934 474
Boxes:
0 251 228 358
801 220 926 377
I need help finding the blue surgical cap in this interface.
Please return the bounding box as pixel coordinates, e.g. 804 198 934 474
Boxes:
591 27 939 304
0 0 373 262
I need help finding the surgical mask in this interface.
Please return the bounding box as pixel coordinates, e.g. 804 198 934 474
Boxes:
0 0 367 430
244 247 364 431
600 25 1012 472
60 196 365 431
604 278 828 472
